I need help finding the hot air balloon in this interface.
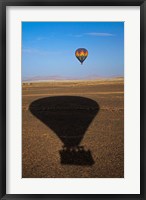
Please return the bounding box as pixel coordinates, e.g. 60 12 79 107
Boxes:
75 48 88 64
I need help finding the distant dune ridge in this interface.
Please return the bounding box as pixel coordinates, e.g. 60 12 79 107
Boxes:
23 75 124 83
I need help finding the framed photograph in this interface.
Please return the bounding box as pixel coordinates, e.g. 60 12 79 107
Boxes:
0 0 145 199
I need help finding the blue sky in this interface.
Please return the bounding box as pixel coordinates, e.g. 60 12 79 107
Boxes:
22 22 124 80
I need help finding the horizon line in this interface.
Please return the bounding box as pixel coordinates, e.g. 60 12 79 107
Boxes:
22 76 124 83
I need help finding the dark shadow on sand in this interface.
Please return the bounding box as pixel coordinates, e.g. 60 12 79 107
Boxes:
29 96 100 166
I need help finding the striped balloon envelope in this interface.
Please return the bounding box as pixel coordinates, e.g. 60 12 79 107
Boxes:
75 48 88 64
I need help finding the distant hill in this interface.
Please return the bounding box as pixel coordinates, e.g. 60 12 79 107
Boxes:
23 75 123 82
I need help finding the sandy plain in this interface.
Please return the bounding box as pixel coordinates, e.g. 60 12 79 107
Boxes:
22 78 124 178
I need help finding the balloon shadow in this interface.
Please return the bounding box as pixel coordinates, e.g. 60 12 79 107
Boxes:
29 96 100 166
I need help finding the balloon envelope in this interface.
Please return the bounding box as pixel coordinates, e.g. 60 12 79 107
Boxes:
75 48 88 64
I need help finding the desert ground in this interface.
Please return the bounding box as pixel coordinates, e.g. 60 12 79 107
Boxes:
22 78 124 178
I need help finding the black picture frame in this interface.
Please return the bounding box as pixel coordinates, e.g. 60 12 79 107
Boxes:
0 0 145 199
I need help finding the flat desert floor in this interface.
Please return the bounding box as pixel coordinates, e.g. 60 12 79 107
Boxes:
22 78 124 178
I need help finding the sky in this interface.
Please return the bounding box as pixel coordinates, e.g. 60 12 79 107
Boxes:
22 22 124 80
